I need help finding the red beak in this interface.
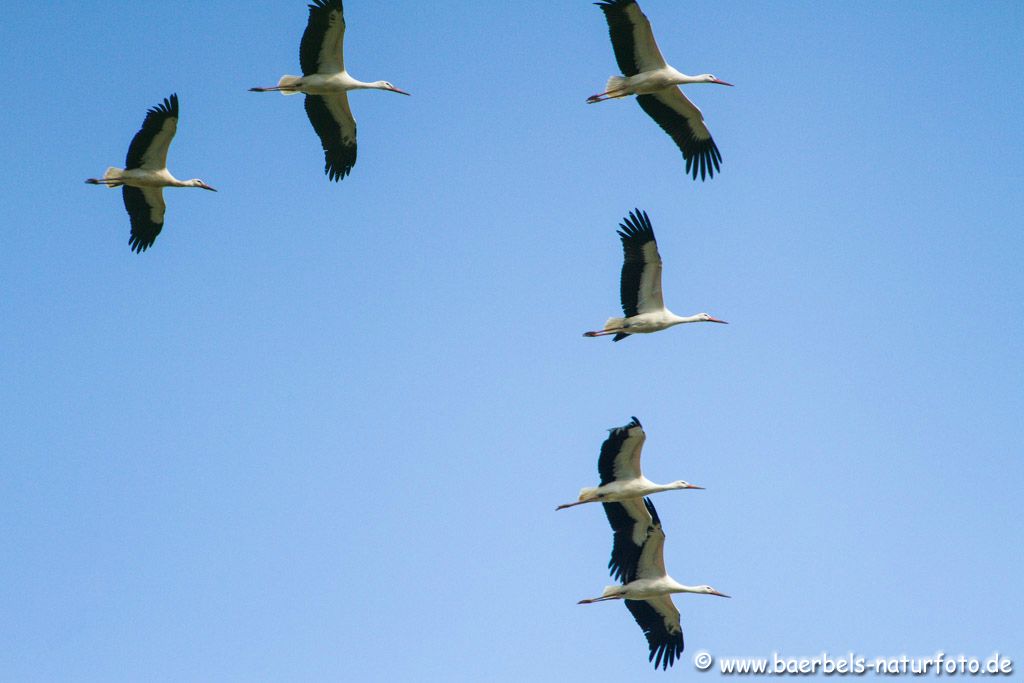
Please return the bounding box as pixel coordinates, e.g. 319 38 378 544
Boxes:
389 86 411 96
711 79 734 87
708 317 728 324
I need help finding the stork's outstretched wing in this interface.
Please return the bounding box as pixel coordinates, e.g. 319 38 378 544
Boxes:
637 90 722 180
300 0 346 75
304 93 357 181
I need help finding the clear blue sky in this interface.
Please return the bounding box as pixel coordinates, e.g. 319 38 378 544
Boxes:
1 1 1022 680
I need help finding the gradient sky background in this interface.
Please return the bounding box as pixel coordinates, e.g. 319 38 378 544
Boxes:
2 1 1022 680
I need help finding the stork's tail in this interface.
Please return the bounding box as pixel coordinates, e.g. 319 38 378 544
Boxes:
249 75 303 94
578 586 626 604
588 76 632 103
556 487 599 510
277 75 302 95
604 76 629 97
85 167 124 188
583 317 628 338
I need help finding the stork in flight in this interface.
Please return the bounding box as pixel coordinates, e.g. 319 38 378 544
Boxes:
85 94 216 253
589 0 732 180
556 416 701 512
583 210 727 341
250 0 410 181
578 497 729 670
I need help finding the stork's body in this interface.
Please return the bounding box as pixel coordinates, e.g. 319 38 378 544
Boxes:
582 476 691 502
597 309 717 337
601 66 703 97
583 210 727 341
250 0 409 181
269 71 387 96
583 574 729 603
589 0 732 180
85 94 215 253
578 498 729 670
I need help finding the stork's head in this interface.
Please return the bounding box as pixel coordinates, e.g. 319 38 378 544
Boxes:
694 585 731 598
697 312 728 324
189 179 217 192
673 480 704 491
376 81 411 96
699 74 734 87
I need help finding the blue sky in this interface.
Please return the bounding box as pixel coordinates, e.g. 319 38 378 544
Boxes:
1 1 1022 680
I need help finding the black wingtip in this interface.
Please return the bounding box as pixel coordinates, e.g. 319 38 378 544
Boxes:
325 163 352 182
611 416 642 434
147 93 178 119
309 0 342 11
617 209 655 243
686 143 722 181
129 238 151 254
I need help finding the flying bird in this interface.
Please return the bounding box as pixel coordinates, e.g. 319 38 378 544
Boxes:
85 94 216 253
250 0 410 181
556 416 701 509
583 210 727 341
578 498 729 670
589 0 732 180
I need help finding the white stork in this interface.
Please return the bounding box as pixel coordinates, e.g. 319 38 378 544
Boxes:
85 94 216 253
578 498 730 670
583 210 727 341
250 0 410 181
589 0 732 181
556 417 702 518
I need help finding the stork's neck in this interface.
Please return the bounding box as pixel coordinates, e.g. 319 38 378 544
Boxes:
648 480 687 494
668 313 705 325
172 178 210 190
666 579 704 595
665 68 700 85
